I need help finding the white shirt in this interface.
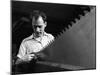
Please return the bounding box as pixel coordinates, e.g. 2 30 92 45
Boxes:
17 32 54 60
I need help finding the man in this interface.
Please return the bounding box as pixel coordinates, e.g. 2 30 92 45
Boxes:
15 10 54 65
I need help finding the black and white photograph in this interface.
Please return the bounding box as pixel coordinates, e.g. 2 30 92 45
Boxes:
11 0 96 74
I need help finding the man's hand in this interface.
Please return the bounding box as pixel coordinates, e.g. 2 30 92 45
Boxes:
22 53 37 62
15 54 37 65
36 52 46 58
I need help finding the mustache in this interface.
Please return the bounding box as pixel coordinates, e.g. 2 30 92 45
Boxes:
35 32 42 34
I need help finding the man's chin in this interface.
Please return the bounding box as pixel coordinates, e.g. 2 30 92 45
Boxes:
36 34 42 37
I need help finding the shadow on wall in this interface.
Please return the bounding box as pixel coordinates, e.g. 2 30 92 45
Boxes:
46 7 96 69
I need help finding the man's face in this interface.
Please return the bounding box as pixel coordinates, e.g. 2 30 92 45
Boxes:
32 16 46 37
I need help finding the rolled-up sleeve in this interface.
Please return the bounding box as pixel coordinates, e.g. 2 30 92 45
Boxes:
17 41 26 59
49 34 55 42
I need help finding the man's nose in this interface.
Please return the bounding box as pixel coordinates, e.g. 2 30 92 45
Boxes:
36 27 40 32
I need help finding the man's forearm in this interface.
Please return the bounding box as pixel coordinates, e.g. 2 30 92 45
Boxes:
15 57 29 65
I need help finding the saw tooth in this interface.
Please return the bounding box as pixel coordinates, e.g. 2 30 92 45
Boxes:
58 33 61 36
83 10 89 15
59 32 63 36
61 27 65 33
67 24 71 29
74 18 79 23
63 27 66 31
60 31 63 34
78 14 83 18
71 21 75 26
63 27 67 32
56 34 60 38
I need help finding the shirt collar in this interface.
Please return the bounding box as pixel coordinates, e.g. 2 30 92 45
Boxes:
32 32 47 42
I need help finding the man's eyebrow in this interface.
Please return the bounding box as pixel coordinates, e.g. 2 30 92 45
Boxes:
34 25 42 26
34 25 42 27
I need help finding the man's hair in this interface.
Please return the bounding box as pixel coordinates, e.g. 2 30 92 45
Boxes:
30 10 47 22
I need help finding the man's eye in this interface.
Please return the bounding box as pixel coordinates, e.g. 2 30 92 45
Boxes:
34 26 38 28
39 26 42 28
37 26 42 28
34 26 36 28
34 25 42 28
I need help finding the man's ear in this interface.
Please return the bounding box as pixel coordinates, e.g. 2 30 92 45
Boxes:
44 21 47 27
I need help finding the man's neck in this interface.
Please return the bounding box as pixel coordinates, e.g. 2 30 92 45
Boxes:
33 32 45 38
